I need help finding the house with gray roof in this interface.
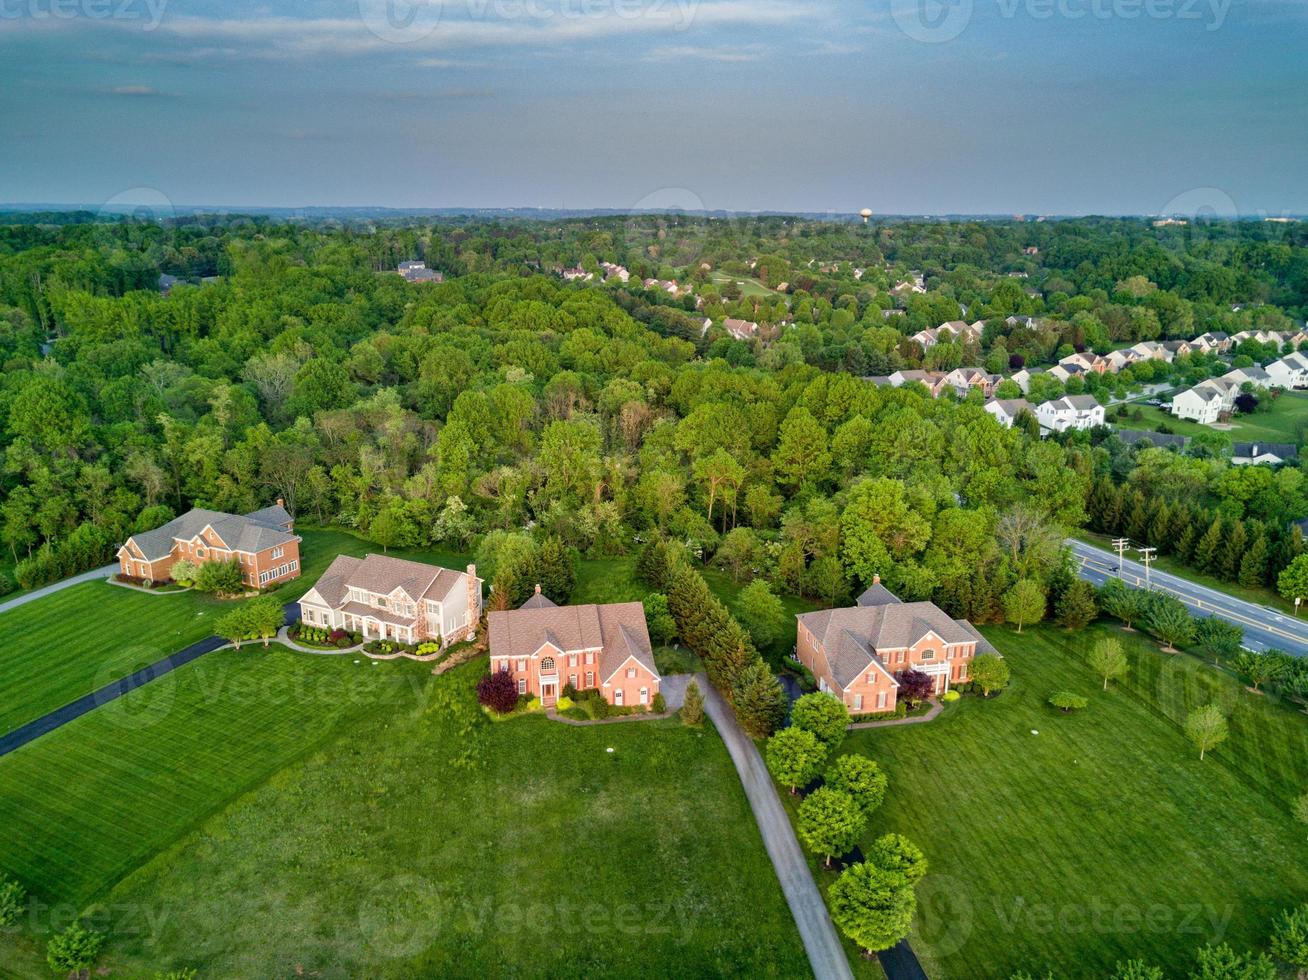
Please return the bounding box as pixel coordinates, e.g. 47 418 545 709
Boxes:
795 576 994 715
299 553 482 645
117 501 300 588
488 595 659 708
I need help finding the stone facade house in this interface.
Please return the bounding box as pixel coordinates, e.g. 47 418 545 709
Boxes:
117 501 300 587
488 589 660 708
795 578 994 714
298 554 482 645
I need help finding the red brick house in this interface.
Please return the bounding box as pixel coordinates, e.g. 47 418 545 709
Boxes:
117 501 300 588
488 587 660 708
795 577 994 714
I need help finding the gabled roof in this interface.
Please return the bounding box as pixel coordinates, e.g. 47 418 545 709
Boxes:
487 601 658 682
856 582 903 607
123 504 297 561
301 553 471 608
519 587 558 610
1233 442 1296 460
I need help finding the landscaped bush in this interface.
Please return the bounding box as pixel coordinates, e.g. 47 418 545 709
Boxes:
894 670 935 707
477 670 519 714
415 641 442 657
941 689 960 702
851 702 908 723
0 874 25 926
1049 691 1089 713
193 558 244 595
652 692 666 713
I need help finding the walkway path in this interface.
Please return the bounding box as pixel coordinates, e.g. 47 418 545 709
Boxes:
0 563 116 616
697 675 854 980
848 699 943 730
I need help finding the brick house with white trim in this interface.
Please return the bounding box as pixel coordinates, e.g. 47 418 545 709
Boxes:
794 578 994 714
488 588 660 708
117 501 300 588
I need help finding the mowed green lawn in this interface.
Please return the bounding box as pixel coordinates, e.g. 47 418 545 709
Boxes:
0 582 226 733
1123 390 1308 444
0 655 808 978
833 624 1308 979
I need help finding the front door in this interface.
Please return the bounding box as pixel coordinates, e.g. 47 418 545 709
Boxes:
541 682 557 707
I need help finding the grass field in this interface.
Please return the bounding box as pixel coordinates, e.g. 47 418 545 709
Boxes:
1117 390 1308 445
817 623 1308 978
709 270 782 299
0 652 808 977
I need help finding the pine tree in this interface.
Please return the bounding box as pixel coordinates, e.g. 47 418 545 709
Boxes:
1219 520 1247 582
1239 532 1269 588
1148 501 1172 552
1172 510 1199 565
1192 517 1225 574
1102 483 1125 535
1126 491 1150 544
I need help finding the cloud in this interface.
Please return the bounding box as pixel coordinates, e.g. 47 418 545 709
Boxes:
642 43 766 62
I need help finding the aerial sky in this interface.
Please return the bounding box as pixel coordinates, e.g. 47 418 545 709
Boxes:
1 0 1305 214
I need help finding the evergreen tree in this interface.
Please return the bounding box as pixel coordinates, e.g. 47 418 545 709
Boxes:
1219 520 1247 582
1192 517 1225 573
1055 579 1099 630
1148 500 1172 553
1239 532 1269 588
1173 513 1199 565
536 534 578 603
1125 491 1150 544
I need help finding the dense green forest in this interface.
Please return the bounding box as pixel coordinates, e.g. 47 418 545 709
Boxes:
1 213 1305 613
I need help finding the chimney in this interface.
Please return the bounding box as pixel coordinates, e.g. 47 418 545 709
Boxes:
276 497 285 509
534 583 542 595
872 574 881 586
467 564 480 631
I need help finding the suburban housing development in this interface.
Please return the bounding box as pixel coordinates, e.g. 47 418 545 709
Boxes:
298 554 482 644
488 590 661 708
116 502 300 587
794 577 994 713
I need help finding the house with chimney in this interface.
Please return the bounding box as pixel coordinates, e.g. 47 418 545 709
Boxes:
488 588 659 708
117 501 300 587
298 554 482 645
794 577 994 713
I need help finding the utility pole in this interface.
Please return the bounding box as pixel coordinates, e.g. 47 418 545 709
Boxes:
1111 538 1130 578
1138 547 1157 590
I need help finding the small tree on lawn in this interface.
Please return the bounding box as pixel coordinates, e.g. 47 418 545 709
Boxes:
1004 579 1046 633
790 692 850 747
476 669 519 714
1278 553 1308 611
1088 636 1129 691
797 787 865 867
1100 580 1146 631
1049 691 1088 712
824 754 888 817
1185 705 1229 761
169 558 197 586
46 922 105 979
0 874 25 926
1293 793 1308 841
246 597 285 647
1270 904 1308 976
1111 960 1163 980
1144 595 1195 652
1231 651 1288 693
680 680 704 727
866 833 928 886
828 863 915 955
215 604 253 650
1194 617 1244 665
1190 943 1276 980
970 654 1010 697
1055 579 1099 630
765 727 827 794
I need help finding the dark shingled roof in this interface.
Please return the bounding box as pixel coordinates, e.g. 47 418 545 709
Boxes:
125 505 297 561
487 601 658 683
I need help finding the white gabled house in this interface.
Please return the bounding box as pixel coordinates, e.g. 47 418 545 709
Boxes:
1171 386 1225 424
1034 394 1106 432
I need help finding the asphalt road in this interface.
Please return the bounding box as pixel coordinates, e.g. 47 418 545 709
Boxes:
1068 538 1308 656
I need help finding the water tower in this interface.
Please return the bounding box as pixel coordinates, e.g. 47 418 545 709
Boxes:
859 208 873 225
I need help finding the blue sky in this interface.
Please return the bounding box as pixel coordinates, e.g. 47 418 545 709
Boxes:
1 0 1304 213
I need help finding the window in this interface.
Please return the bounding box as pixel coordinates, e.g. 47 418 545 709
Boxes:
614 689 624 706
290 559 298 571
626 667 637 679
584 652 595 665
919 648 936 661
516 659 526 672
877 691 887 709
569 673 577 687
541 656 555 673
853 694 863 711
272 546 284 559
517 678 526 695
499 660 509 673
568 654 578 667
196 547 206 559
639 688 648 705
946 648 954 660
585 670 594 687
